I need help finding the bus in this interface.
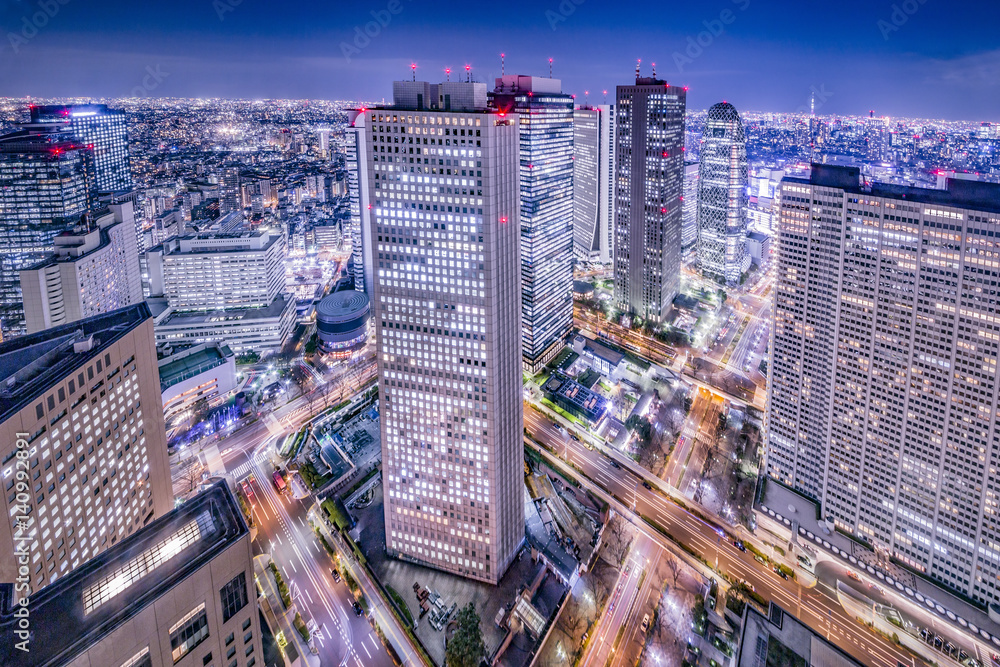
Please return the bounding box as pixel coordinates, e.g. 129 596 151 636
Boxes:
272 469 287 493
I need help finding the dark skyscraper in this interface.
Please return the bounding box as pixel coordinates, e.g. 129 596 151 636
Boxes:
29 104 132 192
0 125 98 338
613 74 686 324
697 101 749 285
491 75 575 373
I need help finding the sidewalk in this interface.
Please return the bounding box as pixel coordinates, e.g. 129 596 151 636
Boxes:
758 480 1000 658
253 554 319 667
309 505 430 667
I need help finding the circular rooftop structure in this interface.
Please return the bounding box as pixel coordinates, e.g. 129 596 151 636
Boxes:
316 290 370 355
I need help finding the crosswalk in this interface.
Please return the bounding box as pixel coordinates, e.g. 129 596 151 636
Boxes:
229 456 263 481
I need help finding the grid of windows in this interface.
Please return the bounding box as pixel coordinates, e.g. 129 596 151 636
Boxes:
169 603 210 664
119 647 152 667
83 512 213 615
220 571 248 622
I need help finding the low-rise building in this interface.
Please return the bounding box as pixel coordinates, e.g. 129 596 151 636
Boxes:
542 373 609 428
158 343 238 420
736 603 862 667
746 230 771 267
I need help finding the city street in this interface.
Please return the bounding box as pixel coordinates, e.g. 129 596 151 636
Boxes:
525 409 930 667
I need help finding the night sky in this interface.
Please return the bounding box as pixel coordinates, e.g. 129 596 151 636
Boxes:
0 0 998 120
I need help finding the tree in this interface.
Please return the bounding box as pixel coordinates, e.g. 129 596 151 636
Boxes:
446 603 485 667
604 514 633 569
180 461 204 493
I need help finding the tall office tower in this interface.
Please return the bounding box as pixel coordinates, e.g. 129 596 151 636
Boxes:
696 102 750 285
491 76 574 373
864 114 890 163
613 75 686 324
146 230 295 353
347 110 374 294
0 303 172 592
767 164 1000 603
367 80 524 584
20 200 143 333
681 162 699 255
573 105 615 264
0 481 262 667
29 104 132 192
0 125 98 338
219 164 241 214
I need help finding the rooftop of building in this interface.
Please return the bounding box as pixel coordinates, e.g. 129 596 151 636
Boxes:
747 230 770 242
29 103 117 120
572 280 595 295
155 293 293 327
0 480 248 667
790 164 1000 214
0 125 90 153
157 343 235 391
579 336 625 367
316 289 371 323
736 603 862 667
0 303 151 424
542 372 608 422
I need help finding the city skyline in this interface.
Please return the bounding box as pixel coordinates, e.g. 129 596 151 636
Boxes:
0 1 997 121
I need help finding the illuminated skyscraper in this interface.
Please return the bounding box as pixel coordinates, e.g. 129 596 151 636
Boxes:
767 165 1000 603
367 80 524 584
346 110 374 295
681 161 699 256
0 125 98 338
491 75 575 373
613 75 686 324
29 104 132 192
573 105 615 263
697 101 749 285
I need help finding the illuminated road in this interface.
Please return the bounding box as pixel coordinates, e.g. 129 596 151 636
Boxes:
525 408 930 667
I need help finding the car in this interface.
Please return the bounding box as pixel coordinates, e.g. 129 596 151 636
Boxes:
773 566 789 580
740 579 755 592
733 540 747 552
846 570 860 581
570 433 580 441
641 614 650 632
642 481 653 491
609 460 621 469
352 601 364 616
331 569 341 583
754 555 766 565
552 423 563 432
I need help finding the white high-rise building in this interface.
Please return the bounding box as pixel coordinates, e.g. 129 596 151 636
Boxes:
20 201 143 334
145 230 295 353
366 80 525 584
681 162 699 256
573 105 615 264
613 75 686 324
767 164 1000 604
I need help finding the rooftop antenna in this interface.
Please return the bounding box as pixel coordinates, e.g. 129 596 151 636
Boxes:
465 64 471 83
410 62 416 82
635 58 641 81
549 57 553 78
603 89 608 104
445 67 451 82
584 90 589 105
501 53 505 77
651 62 656 78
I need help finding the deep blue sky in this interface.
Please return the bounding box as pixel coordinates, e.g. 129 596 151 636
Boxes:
0 0 998 120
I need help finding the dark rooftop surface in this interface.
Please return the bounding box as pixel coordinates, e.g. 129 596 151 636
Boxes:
0 303 151 424
789 164 1000 214
0 480 248 667
158 344 233 391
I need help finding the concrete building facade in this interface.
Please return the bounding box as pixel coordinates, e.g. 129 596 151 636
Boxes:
367 81 525 584
767 165 1000 604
